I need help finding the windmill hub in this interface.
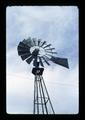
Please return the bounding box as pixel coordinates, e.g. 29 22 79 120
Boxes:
30 46 46 57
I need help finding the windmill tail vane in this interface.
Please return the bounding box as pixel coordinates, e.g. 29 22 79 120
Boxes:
17 37 69 114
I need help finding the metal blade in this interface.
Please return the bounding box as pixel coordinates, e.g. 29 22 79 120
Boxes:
21 53 31 60
45 48 55 50
18 42 30 49
44 55 50 61
18 45 30 52
39 57 44 67
22 38 33 47
22 39 31 46
42 56 50 65
32 38 36 46
18 50 30 56
43 44 51 48
40 41 46 47
46 53 52 57
45 51 57 54
38 39 41 46
50 56 69 68
26 55 34 64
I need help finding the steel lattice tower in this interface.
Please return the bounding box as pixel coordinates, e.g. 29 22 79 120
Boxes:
17 37 69 114
32 64 55 114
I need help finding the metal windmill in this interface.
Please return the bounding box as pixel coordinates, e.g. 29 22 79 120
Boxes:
17 37 69 114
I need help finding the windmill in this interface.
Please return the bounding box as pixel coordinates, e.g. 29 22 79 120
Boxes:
17 37 69 114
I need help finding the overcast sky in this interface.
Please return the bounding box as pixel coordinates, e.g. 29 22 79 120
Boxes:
6 6 79 114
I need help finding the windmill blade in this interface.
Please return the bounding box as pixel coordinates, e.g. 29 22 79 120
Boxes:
45 48 55 50
46 53 53 56
22 39 31 46
38 39 41 46
45 51 57 54
44 55 50 61
50 56 69 68
18 46 30 52
43 44 51 48
21 53 31 60
33 40 36 46
18 46 30 51
22 38 33 47
18 42 30 49
36 40 38 46
40 41 46 47
18 50 30 56
39 56 44 67
32 38 37 46
42 56 50 66
26 55 34 64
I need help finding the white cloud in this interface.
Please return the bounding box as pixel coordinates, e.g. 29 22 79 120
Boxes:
6 6 78 49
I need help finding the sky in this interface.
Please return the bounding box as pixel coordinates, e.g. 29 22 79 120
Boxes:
6 6 79 114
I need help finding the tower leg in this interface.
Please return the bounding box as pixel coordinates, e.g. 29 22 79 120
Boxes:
33 75 55 114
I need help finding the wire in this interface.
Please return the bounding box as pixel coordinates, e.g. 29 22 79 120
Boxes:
7 73 32 79
7 74 78 87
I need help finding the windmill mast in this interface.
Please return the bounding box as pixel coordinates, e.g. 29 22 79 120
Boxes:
32 62 55 114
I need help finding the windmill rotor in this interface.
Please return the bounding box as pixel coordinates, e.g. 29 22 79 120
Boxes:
17 37 69 68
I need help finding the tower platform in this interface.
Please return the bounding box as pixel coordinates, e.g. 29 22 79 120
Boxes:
32 67 44 75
